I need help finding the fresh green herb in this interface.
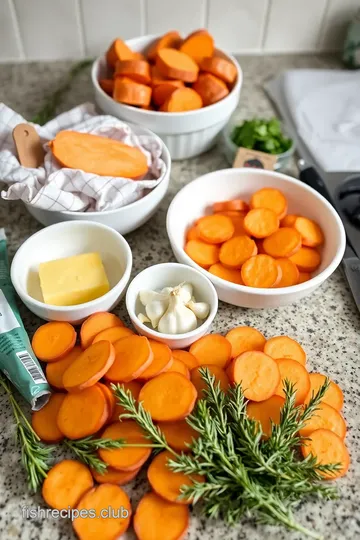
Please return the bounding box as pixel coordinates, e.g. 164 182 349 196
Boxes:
31 59 93 126
113 371 339 539
0 375 55 492
231 117 293 154
64 436 126 474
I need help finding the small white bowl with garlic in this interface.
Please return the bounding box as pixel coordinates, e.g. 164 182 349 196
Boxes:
126 263 218 349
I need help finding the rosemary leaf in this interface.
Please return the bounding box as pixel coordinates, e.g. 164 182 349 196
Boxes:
64 436 125 474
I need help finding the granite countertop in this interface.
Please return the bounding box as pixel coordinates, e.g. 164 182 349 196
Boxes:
0 54 359 540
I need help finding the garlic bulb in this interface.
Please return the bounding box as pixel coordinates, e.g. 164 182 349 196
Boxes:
186 300 210 320
158 289 197 334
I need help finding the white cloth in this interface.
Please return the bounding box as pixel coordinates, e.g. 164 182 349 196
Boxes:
0 103 166 212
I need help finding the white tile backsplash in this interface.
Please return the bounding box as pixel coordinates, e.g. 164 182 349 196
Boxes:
0 0 358 61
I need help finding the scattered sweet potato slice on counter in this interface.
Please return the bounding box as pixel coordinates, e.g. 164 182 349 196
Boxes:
49 131 149 179
219 235 257 269
213 199 249 213
97 382 116 422
32 321 76 362
156 48 199 83
152 80 184 106
92 326 134 344
247 395 285 439
91 465 141 485
32 393 66 443
45 345 82 389
241 254 281 288
227 351 280 402
158 419 199 452
190 334 232 369
196 214 234 244
274 358 310 405
107 380 142 422
301 429 350 479
185 240 220 268
73 484 132 539
161 87 203 112
99 79 114 95
294 217 324 247
62 341 115 392
42 460 94 510
200 55 237 85
139 340 173 380
275 258 300 288
304 373 344 411
208 263 243 284
262 228 302 258
138 372 197 421
250 188 288 219
80 312 124 349
192 73 229 106
104 335 153 382
225 326 266 358
190 364 229 399
115 59 151 85
171 350 198 370
113 77 152 107
134 492 190 540
99 421 152 471
167 358 190 379
264 336 306 365
179 29 214 64
147 31 182 62
106 38 134 68
244 208 280 239
147 450 204 504
299 402 346 439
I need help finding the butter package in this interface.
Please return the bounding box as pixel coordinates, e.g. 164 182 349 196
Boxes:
0 229 50 410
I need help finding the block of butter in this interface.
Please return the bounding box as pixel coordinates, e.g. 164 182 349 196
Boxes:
39 252 110 306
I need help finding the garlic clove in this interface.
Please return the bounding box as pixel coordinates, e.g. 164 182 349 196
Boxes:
139 289 169 306
160 286 174 295
158 293 197 335
145 299 168 328
186 300 210 320
137 313 151 324
178 282 193 304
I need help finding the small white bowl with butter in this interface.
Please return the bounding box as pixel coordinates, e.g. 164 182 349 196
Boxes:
11 221 132 323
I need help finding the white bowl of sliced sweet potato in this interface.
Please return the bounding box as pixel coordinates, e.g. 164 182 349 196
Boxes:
91 30 242 160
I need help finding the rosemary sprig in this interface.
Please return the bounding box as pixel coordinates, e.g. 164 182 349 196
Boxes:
0 375 54 492
31 59 93 126
64 436 125 474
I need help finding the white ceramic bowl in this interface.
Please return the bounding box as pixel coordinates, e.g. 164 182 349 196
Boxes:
166 168 346 308
91 35 242 160
25 124 171 235
11 221 132 322
126 263 218 349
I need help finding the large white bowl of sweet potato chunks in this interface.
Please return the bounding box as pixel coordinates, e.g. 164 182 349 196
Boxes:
91 30 242 159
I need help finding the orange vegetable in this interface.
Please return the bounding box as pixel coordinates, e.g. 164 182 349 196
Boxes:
63 341 115 392
192 73 229 106
185 239 220 268
147 450 204 504
113 77 152 107
57 385 108 439
104 335 153 382
299 402 346 439
147 31 182 62
190 334 232 369
158 419 199 452
247 395 285 439
73 484 131 539
99 79 114 95
213 199 249 213
274 358 310 405
281 214 298 227
91 465 141 485
50 131 149 179
161 87 202 112
275 258 300 288
186 225 200 242
294 217 324 247
250 188 288 219
152 80 184 106
304 373 344 411
289 247 321 272
97 382 116 422
42 460 94 510
200 56 237 85
196 214 234 244
115 59 151 85
156 48 199 83
32 321 76 362
301 429 350 479
298 271 311 284
92 325 134 344
208 263 243 284
32 393 66 443
227 351 280 402
80 312 124 349
179 29 214 64
172 350 198 370
108 380 142 422
99 421 152 471
241 254 281 288
139 340 173 379
264 336 306 365
134 492 190 540
167 358 190 379
190 364 229 399
106 38 134 68
225 326 266 358
138 372 197 421
244 208 279 239
219 235 257 268
262 227 302 258
45 346 82 389
150 64 169 85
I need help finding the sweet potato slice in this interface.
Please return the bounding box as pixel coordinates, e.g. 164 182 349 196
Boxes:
32 322 76 362
189 334 232 369
147 31 182 62
158 419 199 452
108 380 142 422
92 326 134 344
32 393 66 443
99 79 114 95
171 350 198 370
299 403 346 439
192 73 229 106
179 29 214 64
250 188 288 219
301 429 350 479
241 254 281 288
161 87 202 112
113 77 152 107
263 228 302 258
106 38 134 68
185 239 220 268
247 395 285 439
304 373 344 411
91 465 141 485
139 340 173 379
244 208 279 239
80 312 124 349
200 56 237 85
197 214 234 244
42 460 94 510
167 358 190 379
156 48 199 82
152 80 184 106
275 258 300 288
264 336 306 365
99 421 152 471
219 235 257 268
46 346 82 389
274 358 310 404
190 365 229 399
115 59 151 85
209 263 243 284
294 217 324 247
289 247 321 272
226 326 266 358
105 335 153 382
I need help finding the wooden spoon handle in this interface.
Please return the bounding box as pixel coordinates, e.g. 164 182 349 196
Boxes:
12 123 44 168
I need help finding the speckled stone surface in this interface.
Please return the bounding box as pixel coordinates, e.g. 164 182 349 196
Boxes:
0 54 359 540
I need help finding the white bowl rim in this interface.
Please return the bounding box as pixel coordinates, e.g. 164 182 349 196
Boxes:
126 262 218 339
10 220 133 312
166 168 346 297
91 37 243 119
